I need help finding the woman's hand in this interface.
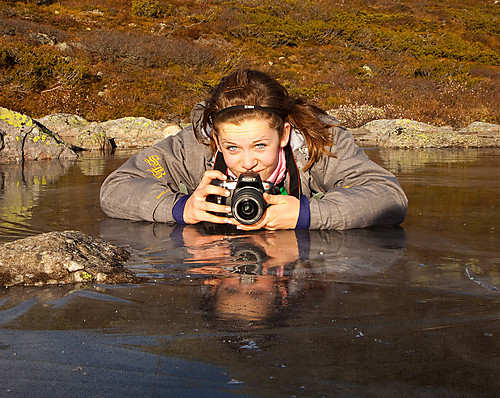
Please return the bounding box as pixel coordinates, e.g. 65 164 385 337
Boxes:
236 193 300 231
183 170 232 224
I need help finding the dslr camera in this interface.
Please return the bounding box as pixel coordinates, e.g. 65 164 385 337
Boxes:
208 172 279 225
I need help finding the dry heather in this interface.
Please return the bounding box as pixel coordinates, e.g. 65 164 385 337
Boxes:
0 0 498 127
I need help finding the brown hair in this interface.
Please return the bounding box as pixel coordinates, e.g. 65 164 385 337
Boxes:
198 69 339 170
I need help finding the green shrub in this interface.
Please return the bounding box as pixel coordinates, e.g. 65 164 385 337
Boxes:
0 48 16 68
3 44 88 92
26 0 54 4
131 0 162 18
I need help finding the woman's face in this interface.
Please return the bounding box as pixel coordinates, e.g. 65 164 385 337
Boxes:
215 118 290 181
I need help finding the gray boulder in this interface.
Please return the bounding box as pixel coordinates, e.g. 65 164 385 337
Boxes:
0 107 77 163
362 119 450 137
36 113 91 146
0 230 140 287
359 119 500 148
36 113 111 151
459 122 500 135
73 124 111 151
38 113 182 150
346 127 378 147
95 117 180 148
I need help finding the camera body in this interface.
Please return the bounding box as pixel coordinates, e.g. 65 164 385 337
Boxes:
208 172 279 225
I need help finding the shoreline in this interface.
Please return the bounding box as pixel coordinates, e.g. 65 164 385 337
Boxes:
1 107 500 164
38 112 499 150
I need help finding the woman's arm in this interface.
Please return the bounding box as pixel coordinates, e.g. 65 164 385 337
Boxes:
307 128 408 230
100 129 211 223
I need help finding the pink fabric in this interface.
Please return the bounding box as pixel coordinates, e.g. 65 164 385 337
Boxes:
266 147 286 184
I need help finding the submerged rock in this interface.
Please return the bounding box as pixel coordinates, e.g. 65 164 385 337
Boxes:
0 231 140 287
0 107 77 163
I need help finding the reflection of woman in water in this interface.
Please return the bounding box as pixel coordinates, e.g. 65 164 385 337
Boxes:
182 224 407 328
99 219 407 329
100 69 407 230
188 228 299 326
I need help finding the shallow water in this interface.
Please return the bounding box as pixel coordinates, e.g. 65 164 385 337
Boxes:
0 148 499 397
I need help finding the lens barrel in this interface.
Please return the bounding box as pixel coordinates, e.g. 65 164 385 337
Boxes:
232 187 266 225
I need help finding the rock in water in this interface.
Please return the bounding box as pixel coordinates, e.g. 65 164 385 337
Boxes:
0 231 139 287
36 113 182 150
36 113 91 146
0 107 77 163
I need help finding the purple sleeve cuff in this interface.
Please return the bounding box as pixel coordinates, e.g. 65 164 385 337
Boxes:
172 195 190 224
295 195 310 229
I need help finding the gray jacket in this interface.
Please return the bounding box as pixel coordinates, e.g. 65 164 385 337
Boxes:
100 105 408 229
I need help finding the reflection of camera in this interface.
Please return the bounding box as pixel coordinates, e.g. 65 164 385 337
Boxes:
208 172 278 225
229 242 268 285
230 242 269 273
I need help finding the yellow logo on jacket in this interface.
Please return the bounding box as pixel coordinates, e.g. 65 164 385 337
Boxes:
144 155 166 178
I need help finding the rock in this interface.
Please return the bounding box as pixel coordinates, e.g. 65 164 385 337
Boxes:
55 42 71 53
362 65 374 77
73 124 111 151
36 113 91 145
37 113 115 151
359 118 500 148
459 122 500 135
38 114 181 150
162 122 183 136
97 117 178 148
29 32 57 46
0 107 78 163
29 110 500 149
362 119 451 136
0 231 140 287
346 127 378 146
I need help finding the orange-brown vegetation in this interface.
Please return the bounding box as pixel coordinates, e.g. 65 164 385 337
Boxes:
0 0 498 127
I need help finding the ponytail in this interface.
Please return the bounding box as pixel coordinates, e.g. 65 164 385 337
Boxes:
287 99 337 170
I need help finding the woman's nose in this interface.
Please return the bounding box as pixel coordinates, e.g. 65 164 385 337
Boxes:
241 153 257 170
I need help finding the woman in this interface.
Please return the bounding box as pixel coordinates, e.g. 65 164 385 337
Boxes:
100 69 407 230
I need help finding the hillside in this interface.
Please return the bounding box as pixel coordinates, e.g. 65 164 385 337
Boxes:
0 0 498 128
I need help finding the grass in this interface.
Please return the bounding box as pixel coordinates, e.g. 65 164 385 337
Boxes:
0 0 498 127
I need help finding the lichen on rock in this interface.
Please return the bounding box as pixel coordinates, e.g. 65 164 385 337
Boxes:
0 107 77 163
358 118 500 148
36 113 91 146
37 113 182 150
0 230 140 287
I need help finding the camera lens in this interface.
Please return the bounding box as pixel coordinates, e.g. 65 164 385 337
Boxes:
237 199 258 219
232 187 266 225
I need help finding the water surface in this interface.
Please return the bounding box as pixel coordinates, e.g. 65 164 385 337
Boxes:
0 148 499 397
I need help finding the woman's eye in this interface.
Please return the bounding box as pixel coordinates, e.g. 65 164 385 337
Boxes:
225 146 238 152
255 143 266 149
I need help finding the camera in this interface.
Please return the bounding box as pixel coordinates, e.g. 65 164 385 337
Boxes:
208 172 279 225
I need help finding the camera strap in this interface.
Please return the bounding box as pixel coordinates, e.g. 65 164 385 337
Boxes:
284 142 301 198
212 143 301 198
